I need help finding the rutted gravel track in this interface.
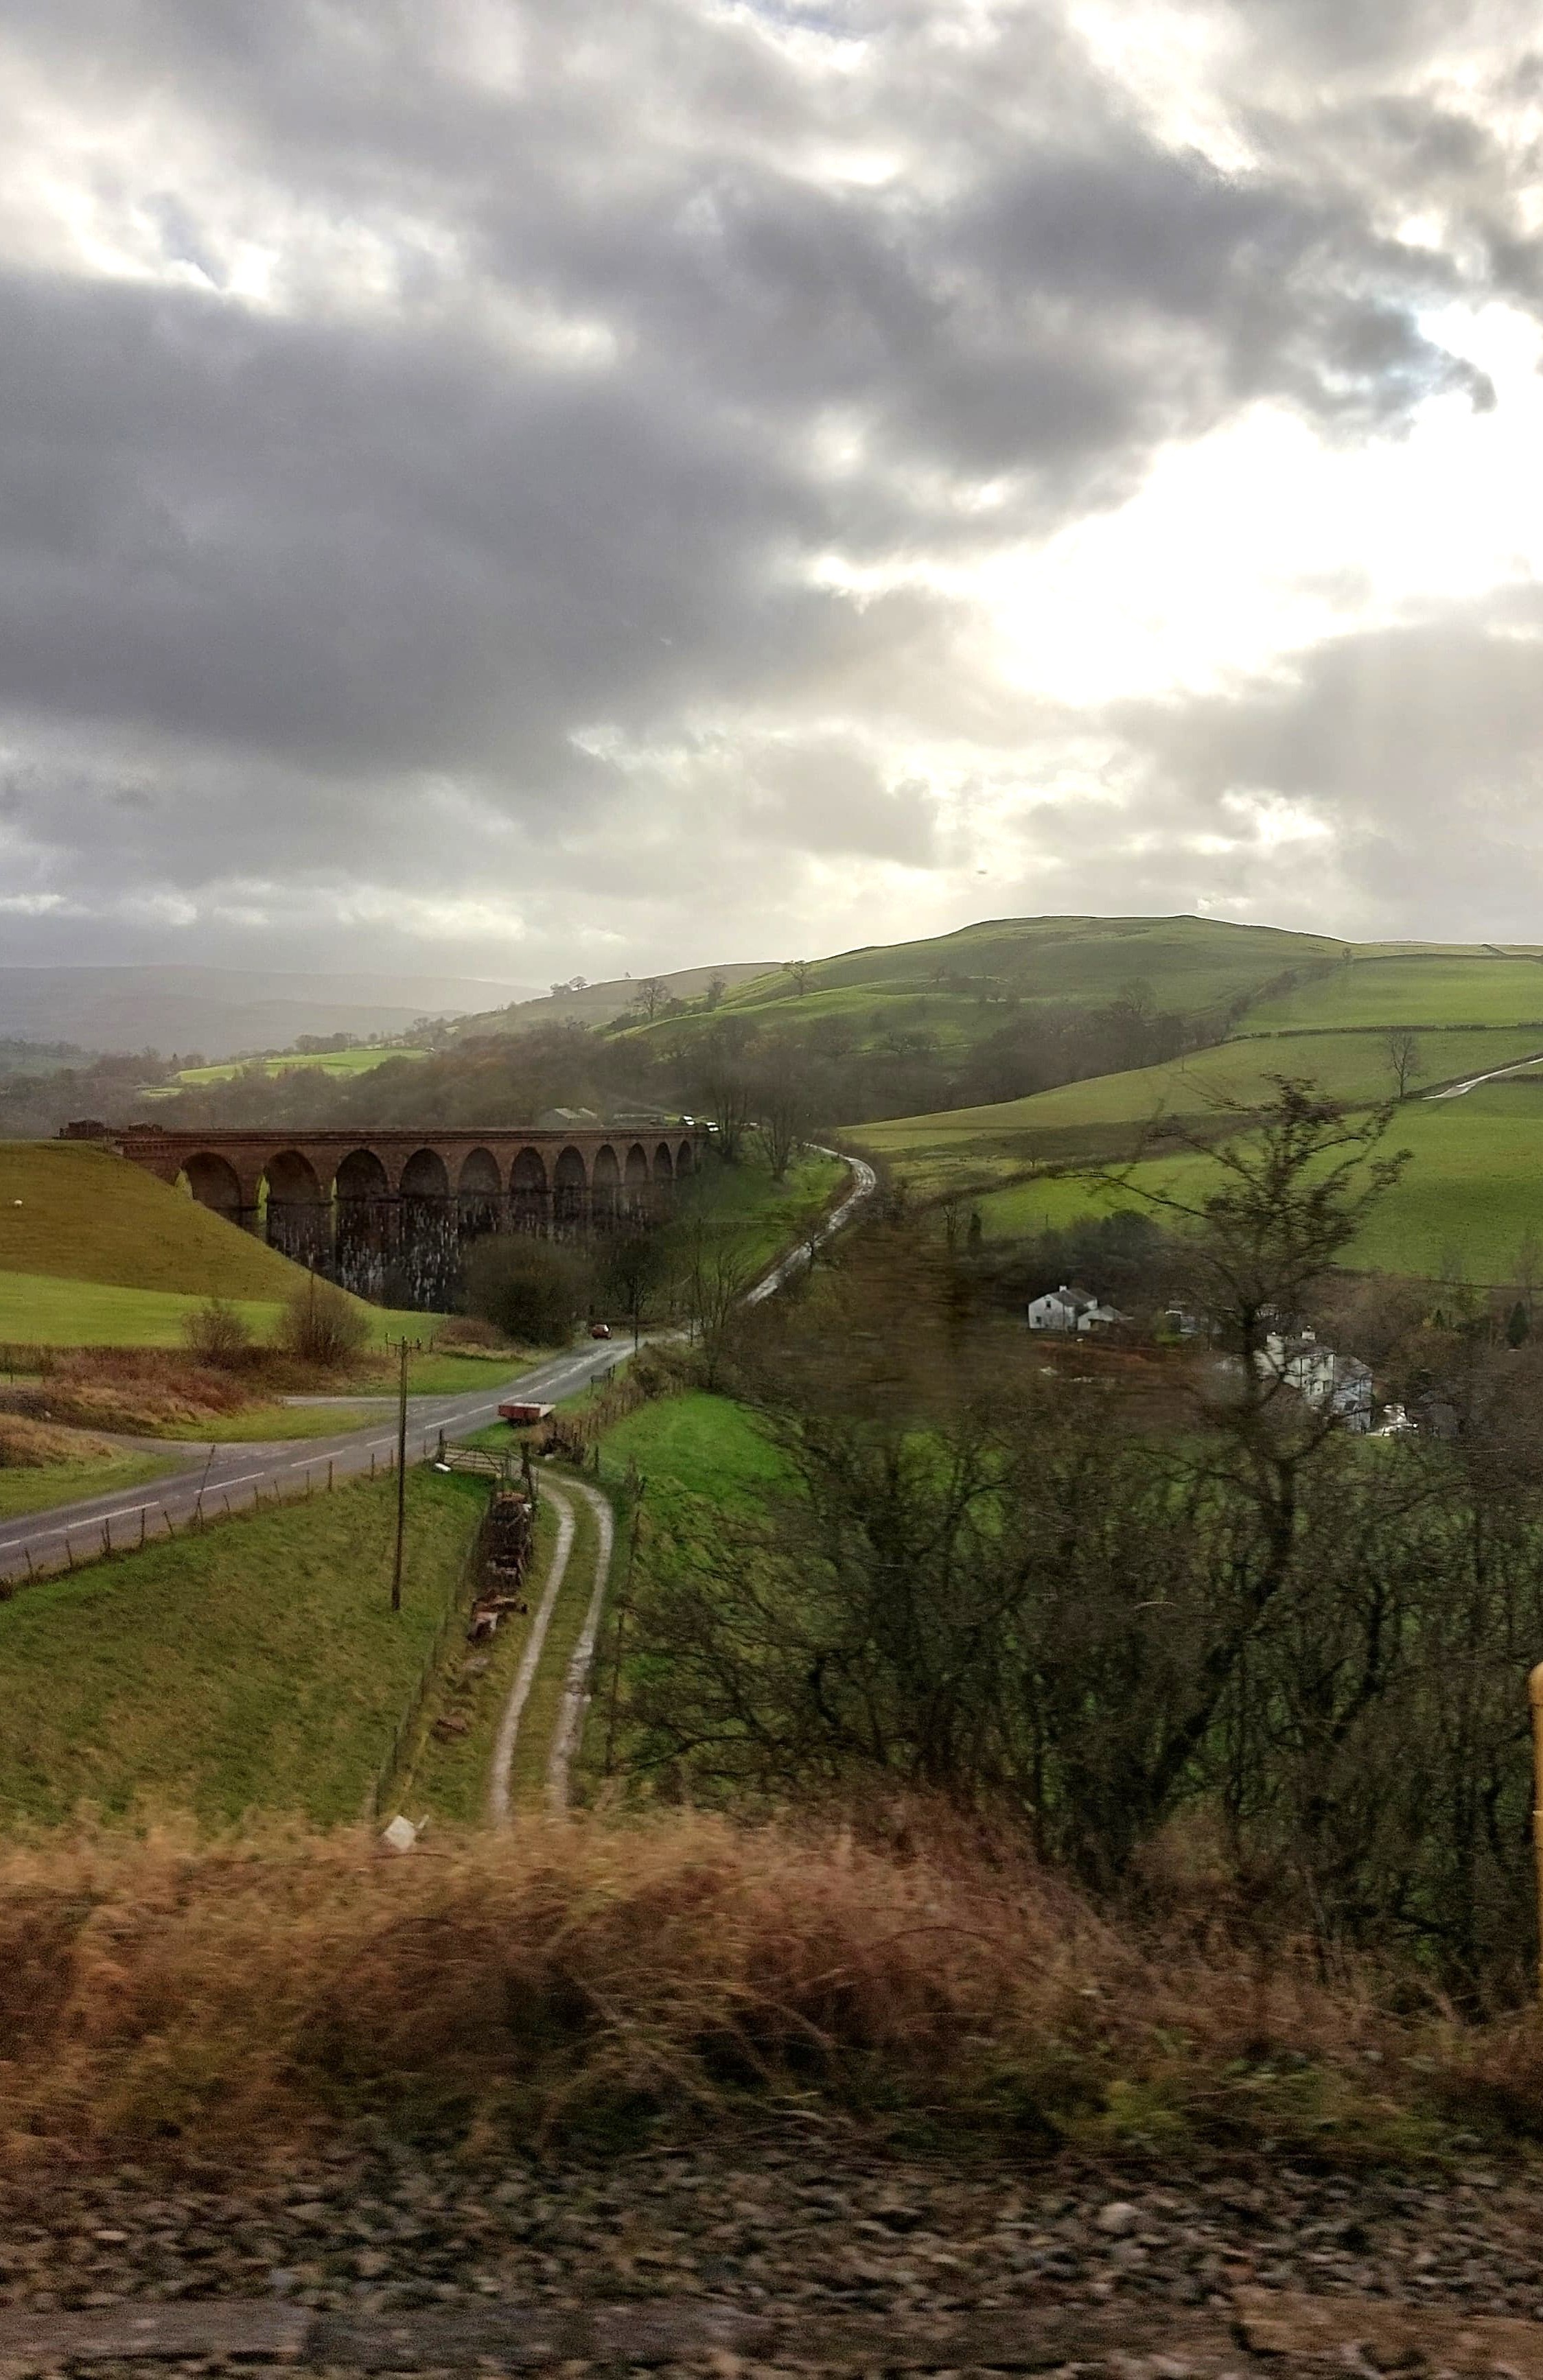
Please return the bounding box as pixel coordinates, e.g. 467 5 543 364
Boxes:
485 1481 577 1828
545 1474 615 1814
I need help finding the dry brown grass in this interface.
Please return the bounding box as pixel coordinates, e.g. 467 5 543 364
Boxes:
1 1808 1537 2174
0 1344 395 1436
0 1413 124 1465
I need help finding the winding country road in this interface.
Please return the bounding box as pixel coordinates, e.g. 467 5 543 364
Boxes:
1424 1051 1543 1100
0 1150 878 1589
0 1335 627 1588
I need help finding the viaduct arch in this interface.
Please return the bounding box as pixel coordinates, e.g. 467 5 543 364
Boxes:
64 1123 703 1303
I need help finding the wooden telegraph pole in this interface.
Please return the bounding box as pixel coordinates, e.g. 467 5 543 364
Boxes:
391 1337 409 1612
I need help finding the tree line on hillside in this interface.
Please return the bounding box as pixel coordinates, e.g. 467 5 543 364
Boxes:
8 957 1306 1141
609 1082 1543 2003
0 1044 185 1139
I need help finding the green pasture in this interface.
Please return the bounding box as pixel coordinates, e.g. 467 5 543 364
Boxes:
629 913 1343 1055
0 1268 434 1351
850 1027 1543 1190
596 1390 787 1531
718 913 1342 1015
170 1045 426 1087
0 1141 316 1300
975 1082 1543 1286
1245 952 1543 1031
697 1149 847 1279
0 1449 179 1521
0 1466 486 1826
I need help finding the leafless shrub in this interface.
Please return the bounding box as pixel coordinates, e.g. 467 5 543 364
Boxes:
278 1276 371 1369
181 1297 253 1369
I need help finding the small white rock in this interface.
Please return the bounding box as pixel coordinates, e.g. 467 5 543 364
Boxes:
1097 2200 1141 2236
380 1815 418 1853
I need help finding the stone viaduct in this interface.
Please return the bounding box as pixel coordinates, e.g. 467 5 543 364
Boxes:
62 1122 704 1305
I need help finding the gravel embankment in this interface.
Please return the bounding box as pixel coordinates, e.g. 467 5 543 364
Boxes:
4 2143 1542 2324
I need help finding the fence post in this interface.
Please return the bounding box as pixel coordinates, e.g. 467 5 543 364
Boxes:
328 1459 334 1491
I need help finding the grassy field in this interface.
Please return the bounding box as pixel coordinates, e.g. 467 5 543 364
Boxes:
597 1390 784 1504
693 1149 847 1279
0 1268 435 1351
0 1142 317 1298
0 1466 486 1826
973 1081 1543 1285
1245 950 1543 1031
852 1026 1543 1188
165 1046 428 1087
0 1449 179 1519
621 914 1343 1061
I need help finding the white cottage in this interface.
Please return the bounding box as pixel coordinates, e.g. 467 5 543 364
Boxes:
1028 1284 1128 1335
1257 1329 1374 1432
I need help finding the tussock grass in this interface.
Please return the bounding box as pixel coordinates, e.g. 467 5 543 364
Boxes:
0 1809 1536 2171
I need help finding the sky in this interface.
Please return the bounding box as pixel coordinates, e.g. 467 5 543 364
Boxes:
2 0 1543 987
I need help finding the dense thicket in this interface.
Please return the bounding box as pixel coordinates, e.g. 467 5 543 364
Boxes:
619 1086 1543 2001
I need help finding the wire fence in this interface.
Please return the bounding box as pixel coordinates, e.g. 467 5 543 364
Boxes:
369 1496 494 1822
0 1422 458 1593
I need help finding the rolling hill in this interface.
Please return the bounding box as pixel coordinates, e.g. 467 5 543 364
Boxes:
0 966 540 1059
448 961 778 1040
0 1141 391 1346
848 939 1543 1285
626 914 1347 1058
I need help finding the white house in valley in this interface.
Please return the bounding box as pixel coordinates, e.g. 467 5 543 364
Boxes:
1027 1283 1128 1335
1257 1329 1374 1432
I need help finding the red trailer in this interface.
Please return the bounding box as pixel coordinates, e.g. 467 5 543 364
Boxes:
498 1399 554 1427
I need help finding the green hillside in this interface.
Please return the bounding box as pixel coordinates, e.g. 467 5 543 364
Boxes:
164 1045 428 1089
844 932 1543 1285
450 960 778 1041
857 1026 1543 1185
632 914 1343 1055
0 1142 317 1299
1245 949 1543 1031
973 1082 1543 1288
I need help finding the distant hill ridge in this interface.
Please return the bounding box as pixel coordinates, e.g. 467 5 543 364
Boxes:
0 966 541 1060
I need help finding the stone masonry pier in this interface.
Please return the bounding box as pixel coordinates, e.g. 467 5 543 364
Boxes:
61 1122 703 1304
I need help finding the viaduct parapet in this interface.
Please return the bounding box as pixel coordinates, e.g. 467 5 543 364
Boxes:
62 1123 704 1304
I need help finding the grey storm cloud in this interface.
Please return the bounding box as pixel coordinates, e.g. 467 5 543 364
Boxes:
0 0 1537 975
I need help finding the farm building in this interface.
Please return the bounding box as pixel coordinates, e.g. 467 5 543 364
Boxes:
1258 1330 1374 1432
1027 1283 1128 1335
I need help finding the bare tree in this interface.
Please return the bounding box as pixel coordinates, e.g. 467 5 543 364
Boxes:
674 1211 754 1388
783 959 813 997
752 1045 811 1181
1385 1027 1422 1099
631 975 671 1024
684 1021 756 1163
